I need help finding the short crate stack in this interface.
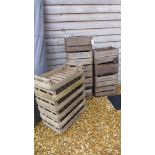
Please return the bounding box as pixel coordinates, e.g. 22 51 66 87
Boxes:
94 47 119 96
34 65 85 134
65 36 93 98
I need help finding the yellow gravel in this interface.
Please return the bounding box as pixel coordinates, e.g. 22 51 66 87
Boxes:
34 85 121 155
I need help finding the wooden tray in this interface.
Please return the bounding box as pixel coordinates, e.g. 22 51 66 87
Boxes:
34 65 83 90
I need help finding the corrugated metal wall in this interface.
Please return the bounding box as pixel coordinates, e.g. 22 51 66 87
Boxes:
43 0 121 83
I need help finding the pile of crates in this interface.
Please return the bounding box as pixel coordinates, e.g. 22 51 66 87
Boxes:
94 47 119 96
34 65 85 134
65 36 93 98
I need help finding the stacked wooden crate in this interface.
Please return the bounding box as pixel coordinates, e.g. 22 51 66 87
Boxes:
94 47 119 96
65 37 93 98
34 65 85 134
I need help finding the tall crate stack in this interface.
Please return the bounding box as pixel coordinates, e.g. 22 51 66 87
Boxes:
94 47 119 96
34 65 85 134
65 37 93 98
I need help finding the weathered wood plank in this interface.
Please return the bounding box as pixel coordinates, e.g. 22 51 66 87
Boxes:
44 13 121 22
44 5 121 15
45 21 121 31
93 42 121 49
65 36 92 46
94 56 118 64
85 77 93 84
95 74 118 82
44 28 121 38
95 63 118 76
44 0 121 5
47 45 65 52
66 45 92 52
66 58 93 65
95 85 116 93
95 90 116 97
66 51 92 59
47 52 66 59
45 35 121 46
82 65 93 72
94 47 118 57
83 71 93 78
48 65 63 71
96 80 118 87
47 58 66 65
46 42 120 53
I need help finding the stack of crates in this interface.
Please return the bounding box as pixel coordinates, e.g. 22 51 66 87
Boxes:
94 47 119 96
65 36 93 98
34 65 85 134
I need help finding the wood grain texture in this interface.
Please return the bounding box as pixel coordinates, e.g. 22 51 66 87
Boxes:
45 21 121 31
47 52 66 59
95 63 118 76
66 51 92 59
44 28 121 38
94 56 118 64
95 79 118 87
66 45 92 52
95 74 118 82
94 47 118 58
66 58 93 65
45 35 121 46
45 13 121 22
44 0 121 5
95 85 116 93
44 5 121 15
65 36 92 46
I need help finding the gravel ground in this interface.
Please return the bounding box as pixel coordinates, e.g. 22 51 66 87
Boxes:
34 85 121 155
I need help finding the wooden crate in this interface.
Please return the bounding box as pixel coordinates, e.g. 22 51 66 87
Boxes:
94 74 118 97
42 99 85 134
95 63 118 76
94 47 119 97
65 36 92 52
42 103 85 134
34 65 86 134
65 37 93 98
34 65 83 90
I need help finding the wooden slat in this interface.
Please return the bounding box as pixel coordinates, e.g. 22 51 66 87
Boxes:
48 65 63 71
47 58 66 66
85 77 93 84
83 71 93 78
93 42 121 49
96 79 117 87
95 90 116 97
82 65 93 72
94 56 118 64
65 36 92 46
47 52 66 59
42 104 85 134
66 51 92 59
95 74 118 82
46 42 120 52
66 45 92 52
45 35 121 46
45 21 121 31
94 47 118 57
95 63 118 76
44 5 121 15
44 0 121 5
95 85 116 93
44 28 121 38
66 58 93 65
45 13 121 22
